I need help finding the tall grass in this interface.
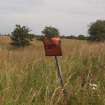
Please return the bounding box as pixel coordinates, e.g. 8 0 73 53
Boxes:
0 38 105 105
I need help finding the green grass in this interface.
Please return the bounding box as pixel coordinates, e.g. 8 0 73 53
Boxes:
0 39 105 105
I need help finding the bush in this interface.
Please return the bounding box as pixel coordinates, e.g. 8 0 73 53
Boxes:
42 26 59 38
11 25 32 47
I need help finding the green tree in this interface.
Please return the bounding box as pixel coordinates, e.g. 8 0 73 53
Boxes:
78 35 86 40
88 20 105 41
11 25 32 47
42 26 60 38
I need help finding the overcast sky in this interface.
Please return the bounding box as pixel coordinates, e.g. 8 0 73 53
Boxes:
0 0 105 35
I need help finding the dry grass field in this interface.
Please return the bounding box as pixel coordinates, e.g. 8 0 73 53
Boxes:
0 36 105 105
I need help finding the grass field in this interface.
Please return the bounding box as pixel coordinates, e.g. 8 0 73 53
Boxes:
0 36 105 105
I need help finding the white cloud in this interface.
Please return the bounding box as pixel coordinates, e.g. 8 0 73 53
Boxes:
0 0 105 35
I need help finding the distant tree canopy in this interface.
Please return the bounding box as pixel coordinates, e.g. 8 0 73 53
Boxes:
11 25 33 47
88 20 105 41
42 26 59 38
78 35 87 40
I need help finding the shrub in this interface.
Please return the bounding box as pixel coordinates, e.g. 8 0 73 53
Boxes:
11 25 32 47
42 26 59 38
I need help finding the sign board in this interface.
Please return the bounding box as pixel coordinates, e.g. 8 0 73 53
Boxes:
43 37 62 56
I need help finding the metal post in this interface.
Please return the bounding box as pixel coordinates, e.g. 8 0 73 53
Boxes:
54 56 64 88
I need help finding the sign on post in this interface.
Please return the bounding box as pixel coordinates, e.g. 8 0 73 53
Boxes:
43 36 64 89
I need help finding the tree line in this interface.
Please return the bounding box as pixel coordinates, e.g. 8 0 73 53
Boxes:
6 19 105 47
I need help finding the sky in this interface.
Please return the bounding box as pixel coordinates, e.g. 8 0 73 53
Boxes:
0 0 105 36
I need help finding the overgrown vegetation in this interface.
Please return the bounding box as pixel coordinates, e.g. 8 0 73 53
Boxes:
0 38 105 105
0 20 105 104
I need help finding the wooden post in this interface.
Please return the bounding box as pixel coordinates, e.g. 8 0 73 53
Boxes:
55 56 69 104
55 56 64 88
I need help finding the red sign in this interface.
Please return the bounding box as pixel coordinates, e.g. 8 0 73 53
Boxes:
43 37 62 56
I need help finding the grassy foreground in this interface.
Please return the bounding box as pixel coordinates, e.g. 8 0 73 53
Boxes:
0 38 105 105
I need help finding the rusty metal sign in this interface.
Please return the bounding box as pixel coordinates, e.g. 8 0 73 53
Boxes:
43 37 62 56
